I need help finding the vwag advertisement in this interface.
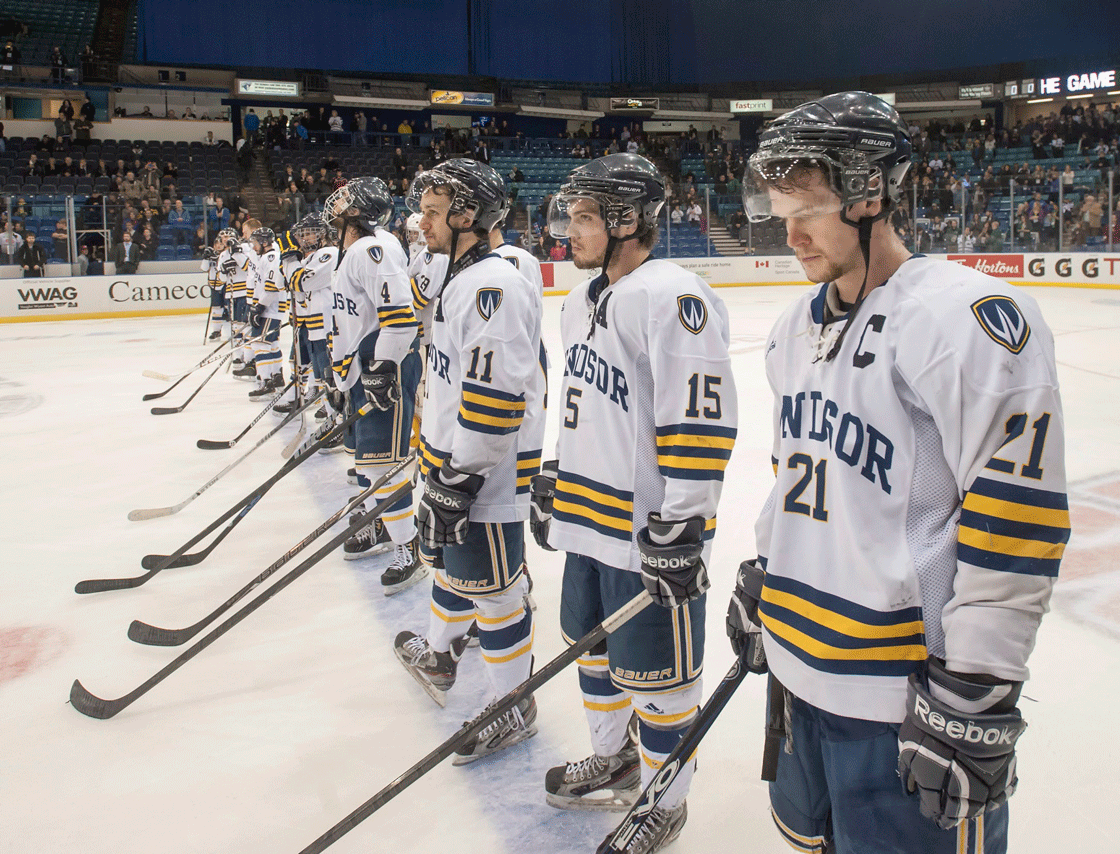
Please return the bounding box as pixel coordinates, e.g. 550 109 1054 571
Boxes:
1 272 212 322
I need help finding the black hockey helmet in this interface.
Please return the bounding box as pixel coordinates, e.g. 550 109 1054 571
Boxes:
323 176 394 233
548 153 666 238
292 213 336 250
217 227 239 248
406 158 507 233
744 91 912 222
250 226 275 250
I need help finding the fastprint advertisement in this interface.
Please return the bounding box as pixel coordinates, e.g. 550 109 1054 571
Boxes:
1 272 212 322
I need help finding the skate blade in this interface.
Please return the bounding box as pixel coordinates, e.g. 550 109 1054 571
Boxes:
451 723 538 766
342 543 393 561
383 564 429 596
545 787 639 813
393 648 450 708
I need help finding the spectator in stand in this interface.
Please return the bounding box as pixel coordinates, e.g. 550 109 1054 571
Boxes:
686 200 702 224
0 223 23 262
243 108 259 144
167 199 190 245
393 147 408 180
353 110 367 146
549 240 569 261
191 223 208 257
139 106 153 117
0 119 5 153
328 109 344 137
669 203 684 226
16 233 47 276
111 232 139 274
24 154 42 177
208 197 230 233
50 46 66 84
52 219 70 261
136 226 157 261
1 40 20 81
1082 194 1104 239
77 243 90 276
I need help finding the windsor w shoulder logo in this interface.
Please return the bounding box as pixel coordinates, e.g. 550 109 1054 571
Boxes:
971 295 1031 353
476 287 503 320
677 295 707 334
367 245 383 263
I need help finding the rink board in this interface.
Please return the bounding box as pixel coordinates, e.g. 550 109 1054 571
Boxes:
3 252 1120 323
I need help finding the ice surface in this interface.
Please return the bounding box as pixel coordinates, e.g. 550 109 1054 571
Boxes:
1 286 1117 852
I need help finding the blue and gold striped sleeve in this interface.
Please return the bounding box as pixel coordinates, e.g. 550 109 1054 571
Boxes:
553 471 634 542
457 380 526 436
516 450 542 494
377 303 419 331
759 573 928 677
957 475 1070 577
656 422 736 482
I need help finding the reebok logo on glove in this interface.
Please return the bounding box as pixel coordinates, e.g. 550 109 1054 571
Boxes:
912 694 1018 747
640 553 696 571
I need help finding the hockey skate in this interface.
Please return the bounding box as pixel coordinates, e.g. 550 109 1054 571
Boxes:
248 375 283 400
314 405 328 420
343 516 392 560
273 394 300 416
232 360 257 382
598 802 687 854
545 741 641 812
208 328 223 341
392 630 473 707
347 467 359 485
452 694 538 766
380 538 428 595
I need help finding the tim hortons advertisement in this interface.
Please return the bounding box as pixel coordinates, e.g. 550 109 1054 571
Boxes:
947 254 1025 278
1 272 212 322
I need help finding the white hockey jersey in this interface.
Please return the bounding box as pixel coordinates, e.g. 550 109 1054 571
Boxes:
495 243 544 294
290 246 336 342
409 247 449 349
755 254 1069 724
418 251 546 523
330 228 418 391
250 247 286 320
547 260 738 572
201 255 220 292
218 240 254 300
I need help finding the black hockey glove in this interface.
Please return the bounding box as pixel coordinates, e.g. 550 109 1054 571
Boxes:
360 358 400 411
251 302 266 329
416 463 484 549
529 459 559 551
203 246 217 261
221 259 237 276
726 559 768 674
636 513 709 608
897 658 1026 830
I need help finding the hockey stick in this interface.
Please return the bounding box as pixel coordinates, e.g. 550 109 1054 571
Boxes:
79 402 375 593
128 454 415 646
149 354 231 416
142 335 232 383
196 377 296 449
129 389 313 521
296 589 654 854
597 649 756 854
69 478 415 719
203 310 212 345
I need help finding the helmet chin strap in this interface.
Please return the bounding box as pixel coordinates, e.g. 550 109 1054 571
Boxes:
825 204 889 362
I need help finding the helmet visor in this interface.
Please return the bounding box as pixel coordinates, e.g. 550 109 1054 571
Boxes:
548 190 636 239
322 185 355 226
743 142 880 222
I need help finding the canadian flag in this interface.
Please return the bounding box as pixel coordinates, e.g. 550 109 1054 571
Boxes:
755 260 770 268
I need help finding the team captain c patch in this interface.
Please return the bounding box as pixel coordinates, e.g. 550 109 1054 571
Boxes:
477 287 503 320
677 295 708 334
971 295 1031 353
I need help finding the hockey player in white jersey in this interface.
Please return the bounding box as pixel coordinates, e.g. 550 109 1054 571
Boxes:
531 153 737 853
218 227 255 379
202 237 225 341
394 159 544 763
726 92 1070 854
246 226 286 400
323 177 424 591
284 214 337 416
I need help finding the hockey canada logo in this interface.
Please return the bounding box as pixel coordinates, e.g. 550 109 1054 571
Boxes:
677 295 707 334
476 287 503 320
367 246 383 263
971 296 1031 353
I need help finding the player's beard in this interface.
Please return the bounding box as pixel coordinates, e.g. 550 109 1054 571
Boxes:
571 245 604 270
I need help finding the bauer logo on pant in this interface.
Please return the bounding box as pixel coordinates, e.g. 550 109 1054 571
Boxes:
971 295 1031 354
677 295 708 335
476 287 503 320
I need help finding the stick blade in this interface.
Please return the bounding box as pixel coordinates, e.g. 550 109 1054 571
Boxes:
127 506 176 521
140 551 201 570
142 370 171 382
150 406 181 416
128 619 192 647
196 439 232 450
69 680 125 719
74 573 147 594
142 391 168 402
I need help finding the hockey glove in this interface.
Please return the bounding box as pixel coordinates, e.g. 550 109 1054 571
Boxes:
203 246 217 261
360 358 400 411
417 463 484 549
251 302 266 330
726 559 768 674
529 459 559 551
636 513 709 608
221 259 237 276
897 657 1026 830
